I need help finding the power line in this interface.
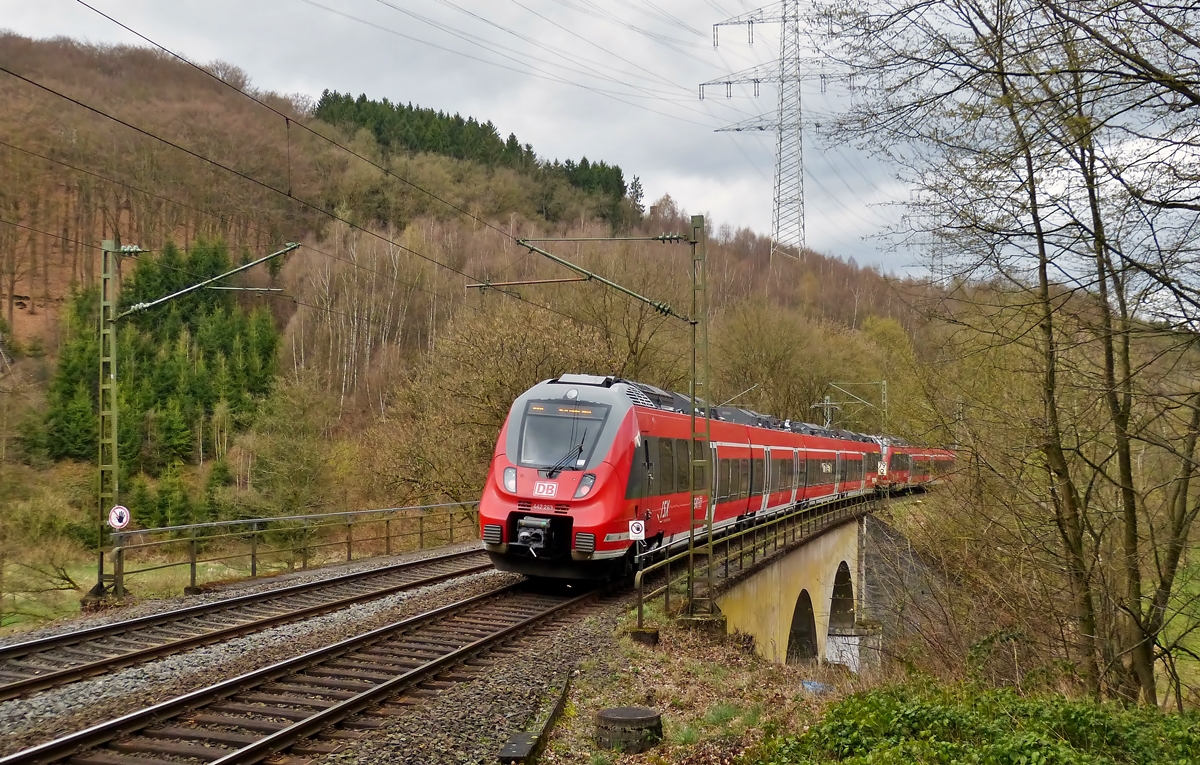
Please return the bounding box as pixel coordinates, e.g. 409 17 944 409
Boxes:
74 0 525 244
300 0 713 127
0 139 471 308
0 73 609 331
0 64 494 287
7 13 692 335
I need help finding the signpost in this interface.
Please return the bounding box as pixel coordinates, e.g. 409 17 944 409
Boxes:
90 241 300 601
107 505 130 530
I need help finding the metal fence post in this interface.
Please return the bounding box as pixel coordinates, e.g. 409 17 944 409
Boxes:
664 555 671 614
419 513 425 549
302 520 311 569
385 518 392 556
449 510 455 545
346 522 353 562
113 538 125 598
189 532 198 592
250 522 259 578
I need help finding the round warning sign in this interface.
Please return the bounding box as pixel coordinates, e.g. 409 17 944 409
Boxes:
108 505 131 530
628 520 645 541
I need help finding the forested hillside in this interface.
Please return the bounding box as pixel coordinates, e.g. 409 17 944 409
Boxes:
2 12 1198 714
0 32 924 625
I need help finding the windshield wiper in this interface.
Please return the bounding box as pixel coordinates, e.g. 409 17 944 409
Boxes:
546 428 587 479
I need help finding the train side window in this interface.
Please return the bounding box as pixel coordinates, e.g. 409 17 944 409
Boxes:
738 459 750 499
690 439 710 492
812 458 833 486
658 438 675 495
751 457 764 496
648 436 667 498
675 438 691 492
626 442 647 499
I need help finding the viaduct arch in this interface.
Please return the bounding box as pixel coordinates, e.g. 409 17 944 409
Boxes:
716 519 877 670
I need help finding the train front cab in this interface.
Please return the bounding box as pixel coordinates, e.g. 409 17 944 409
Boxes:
478 378 644 579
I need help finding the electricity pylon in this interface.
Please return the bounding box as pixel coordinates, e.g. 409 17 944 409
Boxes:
701 1 821 261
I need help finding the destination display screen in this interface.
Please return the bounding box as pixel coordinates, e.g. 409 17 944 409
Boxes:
527 403 609 419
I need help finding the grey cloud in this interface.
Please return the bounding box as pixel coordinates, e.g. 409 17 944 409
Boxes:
5 0 918 272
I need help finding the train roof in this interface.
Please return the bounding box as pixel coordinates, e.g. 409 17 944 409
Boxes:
549 375 883 445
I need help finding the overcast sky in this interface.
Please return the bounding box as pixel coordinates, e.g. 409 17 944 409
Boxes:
3 0 917 272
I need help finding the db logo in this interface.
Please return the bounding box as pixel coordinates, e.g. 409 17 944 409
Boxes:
629 520 646 541
533 481 558 497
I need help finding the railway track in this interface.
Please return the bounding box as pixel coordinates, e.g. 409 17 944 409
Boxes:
0 549 492 702
0 582 594 765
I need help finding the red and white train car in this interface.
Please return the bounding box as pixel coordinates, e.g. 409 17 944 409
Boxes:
478 374 935 579
876 439 957 492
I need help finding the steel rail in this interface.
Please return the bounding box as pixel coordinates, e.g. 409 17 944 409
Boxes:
0 583 595 765
0 549 490 701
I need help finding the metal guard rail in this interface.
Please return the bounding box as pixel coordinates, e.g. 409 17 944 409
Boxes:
634 494 877 628
106 502 481 597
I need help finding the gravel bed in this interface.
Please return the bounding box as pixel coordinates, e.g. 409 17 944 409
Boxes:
320 593 628 765
0 569 519 756
0 541 484 648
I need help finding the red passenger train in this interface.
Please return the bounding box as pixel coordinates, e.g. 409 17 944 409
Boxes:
478 375 955 579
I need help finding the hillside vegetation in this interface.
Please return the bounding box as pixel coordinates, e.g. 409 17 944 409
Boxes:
0 33 922 625
4 16 1196 717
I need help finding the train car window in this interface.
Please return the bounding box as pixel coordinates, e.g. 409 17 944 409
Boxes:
675 439 691 492
626 440 649 499
739 459 751 498
659 439 676 495
519 401 611 469
809 457 835 486
715 458 729 501
720 457 739 502
645 438 661 497
691 439 710 492
888 452 903 471
750 457 764 496
797 453 807 489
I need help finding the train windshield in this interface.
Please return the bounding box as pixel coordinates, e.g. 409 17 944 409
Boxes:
519 401 611 470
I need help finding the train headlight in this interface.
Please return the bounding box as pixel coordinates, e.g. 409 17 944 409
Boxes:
574 473 596 498
503 467 517 493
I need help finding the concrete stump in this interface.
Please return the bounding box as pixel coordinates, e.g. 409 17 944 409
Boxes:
595 706 661 753
628 628 659 646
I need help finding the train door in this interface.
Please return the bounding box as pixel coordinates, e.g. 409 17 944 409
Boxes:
790 449 800 506
713 443 752 521
751 446 768 514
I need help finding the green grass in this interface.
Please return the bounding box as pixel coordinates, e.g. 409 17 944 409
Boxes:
742 682 1200 764
705 702 741 726
672 724 700 746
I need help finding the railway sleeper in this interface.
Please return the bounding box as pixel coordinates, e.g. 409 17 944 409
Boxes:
109 737 234 761
235 693 340 709
142 726 261 746
206 702 313 721
258 683 359 700
286 675 373 691
183 714 290 732
70 752 181 765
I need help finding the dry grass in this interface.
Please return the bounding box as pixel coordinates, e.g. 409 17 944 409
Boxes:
542 603 897 765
